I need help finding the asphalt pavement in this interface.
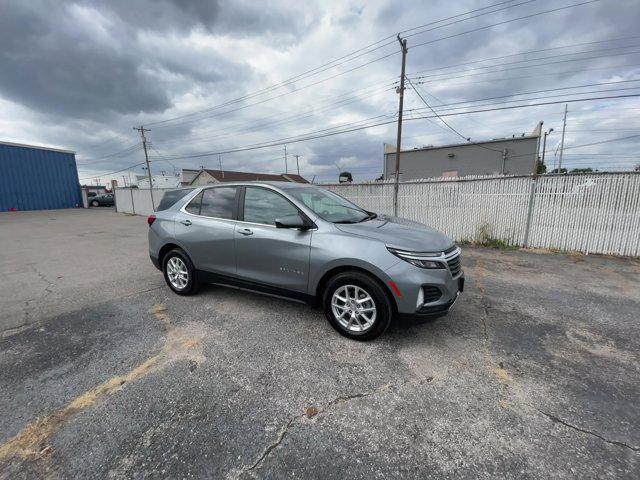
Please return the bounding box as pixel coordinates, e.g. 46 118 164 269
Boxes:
0 209 638 479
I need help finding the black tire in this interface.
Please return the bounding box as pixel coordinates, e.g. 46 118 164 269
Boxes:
162 248 199 295
322 271 393 341
91 200 99 207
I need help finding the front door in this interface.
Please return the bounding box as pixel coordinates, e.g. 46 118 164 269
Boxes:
174 187 238 277
235 186 312 293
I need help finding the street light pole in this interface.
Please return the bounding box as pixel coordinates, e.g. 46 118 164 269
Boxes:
541 128 554 170
557 104 568 173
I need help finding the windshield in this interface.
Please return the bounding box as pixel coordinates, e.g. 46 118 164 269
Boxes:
286 186 372 223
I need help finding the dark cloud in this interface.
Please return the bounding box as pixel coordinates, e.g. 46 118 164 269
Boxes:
0 0 307 120
1 0 640 182
0 2 169 117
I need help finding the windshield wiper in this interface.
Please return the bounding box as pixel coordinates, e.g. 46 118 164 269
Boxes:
358 212 377 222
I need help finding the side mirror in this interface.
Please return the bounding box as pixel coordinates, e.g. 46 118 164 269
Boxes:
275 214 313 230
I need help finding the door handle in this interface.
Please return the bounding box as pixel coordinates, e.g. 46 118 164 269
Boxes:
180 219 192 226
238 228 253 236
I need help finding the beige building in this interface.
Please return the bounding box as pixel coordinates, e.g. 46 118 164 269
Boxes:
384 124 542 180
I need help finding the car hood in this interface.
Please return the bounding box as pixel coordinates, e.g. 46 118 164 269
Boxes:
334 215 454 252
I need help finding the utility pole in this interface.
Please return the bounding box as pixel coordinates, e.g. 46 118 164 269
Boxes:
218 154 224 179
284 145 288 173
557 104 568 173
393 35 408 217
133 125 155 211
294 154 301 175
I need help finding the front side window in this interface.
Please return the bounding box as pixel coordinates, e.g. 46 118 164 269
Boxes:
243 187 298 225
200 187 236 219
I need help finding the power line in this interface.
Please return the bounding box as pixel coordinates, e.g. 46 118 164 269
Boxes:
410 0 602 50
563 134 640 150
406 79 640 113
407 62 640 89
78 1 610 164
143 36 640 146
76 143 142 165
144 0 535 128
408 49 640 84
407 35 640 77
405 86 640 118
142 93 640 161
152 82 398 147
78 162 146 180
404 75 504 153
145 0 593 131
149 44 640 150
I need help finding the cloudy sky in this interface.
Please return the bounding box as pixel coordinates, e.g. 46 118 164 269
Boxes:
1 0 640 184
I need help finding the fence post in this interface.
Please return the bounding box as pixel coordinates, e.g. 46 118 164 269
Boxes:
130 188 136 215
523 125 544 248
523 177 536 247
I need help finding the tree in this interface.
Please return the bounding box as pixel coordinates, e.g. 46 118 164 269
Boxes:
339 171 353 183
536 159 547 174
635 163 640 172
570 168 593 173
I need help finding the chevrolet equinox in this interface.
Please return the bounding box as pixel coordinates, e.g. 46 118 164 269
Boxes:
148 182 463 340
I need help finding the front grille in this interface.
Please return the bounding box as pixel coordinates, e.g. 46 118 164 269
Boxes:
444 248 462 278
422 286 442 303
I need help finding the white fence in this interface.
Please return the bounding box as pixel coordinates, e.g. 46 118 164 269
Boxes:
325 173 640 257
114 174 640 256
114 187 173 216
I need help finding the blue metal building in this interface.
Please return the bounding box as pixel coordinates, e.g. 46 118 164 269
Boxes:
0 141 82 211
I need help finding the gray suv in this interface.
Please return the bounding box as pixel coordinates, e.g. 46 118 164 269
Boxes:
148 182 463 340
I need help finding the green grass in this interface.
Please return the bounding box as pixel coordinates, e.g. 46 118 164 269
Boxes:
460 223 519 251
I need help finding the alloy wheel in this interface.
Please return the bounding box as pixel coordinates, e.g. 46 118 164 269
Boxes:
331 284 377 333
166 256 189 290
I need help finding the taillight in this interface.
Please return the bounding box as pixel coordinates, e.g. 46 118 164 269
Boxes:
147 215 156 226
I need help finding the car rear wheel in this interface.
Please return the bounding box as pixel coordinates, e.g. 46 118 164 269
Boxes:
322 271 392 341
163 248 199 295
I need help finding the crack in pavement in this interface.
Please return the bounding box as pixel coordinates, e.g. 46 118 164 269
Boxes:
472 260 490 341
536 408 640 453
230 386 393 479
245 416 299 474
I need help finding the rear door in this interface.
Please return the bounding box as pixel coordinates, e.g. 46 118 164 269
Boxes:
174 187 238 277
234 186 312 293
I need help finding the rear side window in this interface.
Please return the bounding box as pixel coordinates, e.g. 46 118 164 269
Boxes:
157 188 195 211
243 187 298 225
200 187 236 219
184 191 202 215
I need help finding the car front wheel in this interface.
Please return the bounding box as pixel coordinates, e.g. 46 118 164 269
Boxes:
91 200 99 207
322 271 393 341
163 248 199 295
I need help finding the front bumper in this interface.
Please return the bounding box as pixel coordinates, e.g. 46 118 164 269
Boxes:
384 258 464 317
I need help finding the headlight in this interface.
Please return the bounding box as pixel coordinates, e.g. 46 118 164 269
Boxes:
387 247 445 269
